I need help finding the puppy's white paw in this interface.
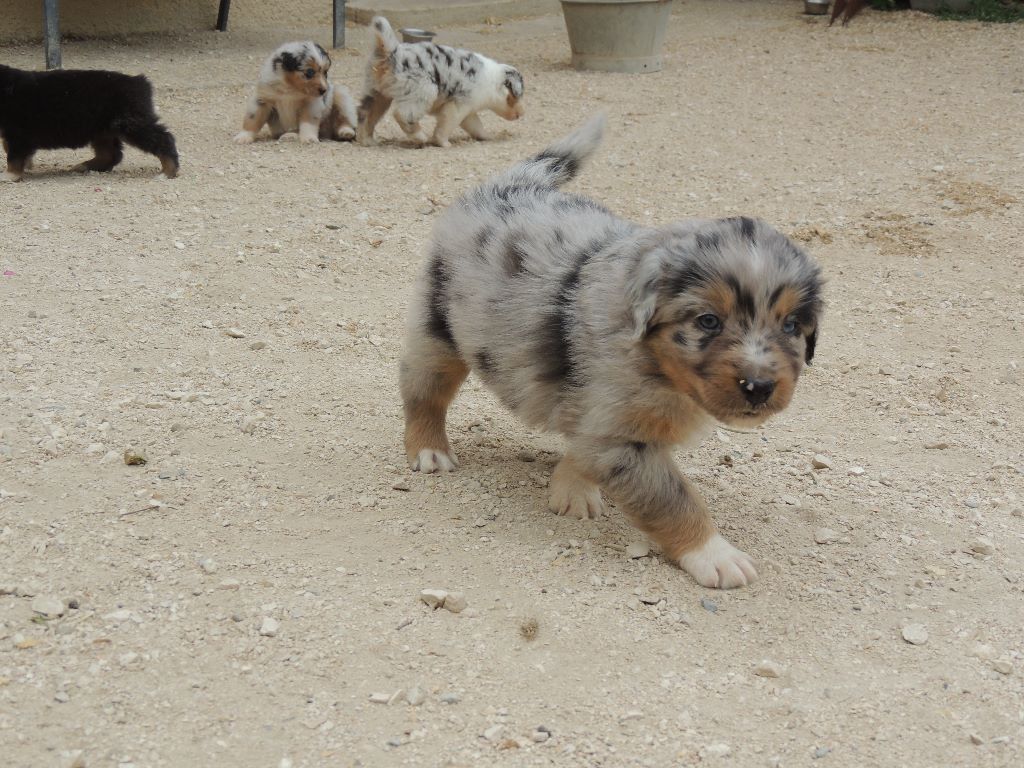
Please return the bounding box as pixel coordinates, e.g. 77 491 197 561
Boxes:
678 534 757 589
411 448 457 473
1 170 23 182
432 137 451 149
336 126 356 140
233 131 255 145
548 479 605 520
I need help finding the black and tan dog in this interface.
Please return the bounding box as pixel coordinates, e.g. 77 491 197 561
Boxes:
0 64 179 181
400 116 823 589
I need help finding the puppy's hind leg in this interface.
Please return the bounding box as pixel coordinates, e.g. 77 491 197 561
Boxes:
400 338 469 473
579 441 758 589
394 112 429 146
235 97 272 144
72 134 124 173
356 92 392 146
119 119 179 178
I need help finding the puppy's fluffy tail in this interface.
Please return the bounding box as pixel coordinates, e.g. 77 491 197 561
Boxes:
500 114 605 190
371 16 401 56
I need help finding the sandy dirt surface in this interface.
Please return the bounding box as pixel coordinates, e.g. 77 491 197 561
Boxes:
1 2 1022 766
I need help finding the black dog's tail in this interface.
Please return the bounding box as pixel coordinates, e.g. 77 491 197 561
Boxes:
115 76 180 177
492 114 605 191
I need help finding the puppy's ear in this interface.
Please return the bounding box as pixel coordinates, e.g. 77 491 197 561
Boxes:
503 68 524 99
804 327 818 365
625 244 663 341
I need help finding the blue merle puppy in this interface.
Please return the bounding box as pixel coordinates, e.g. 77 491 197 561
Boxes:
399 116 824 589
234 41 357 145
356 16 525 148
0 64 178 181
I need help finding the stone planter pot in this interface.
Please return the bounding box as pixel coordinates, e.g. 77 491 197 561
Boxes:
560 0 673 74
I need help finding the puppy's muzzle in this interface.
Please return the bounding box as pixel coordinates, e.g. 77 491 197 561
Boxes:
318 85 328 96
739 378 776 407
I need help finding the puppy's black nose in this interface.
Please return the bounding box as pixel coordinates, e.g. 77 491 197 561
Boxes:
740 378 775 406
318 86 327 95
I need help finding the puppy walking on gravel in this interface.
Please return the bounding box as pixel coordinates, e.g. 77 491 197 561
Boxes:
400 116 823 589
234 41 357 144
0 64 179 181
357 16 525 147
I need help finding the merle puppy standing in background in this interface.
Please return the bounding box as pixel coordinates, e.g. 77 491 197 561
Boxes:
0 64 179 181
357 16 525 148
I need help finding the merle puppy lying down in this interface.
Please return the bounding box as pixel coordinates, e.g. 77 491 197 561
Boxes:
0 64 179 181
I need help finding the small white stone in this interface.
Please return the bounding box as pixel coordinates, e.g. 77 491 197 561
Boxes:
258 617 279 637
902 624 928 645
31 596 66 618
754 660 784 678
848 466 866 476
992 659 1013 675
103 609 132 622
406 686 426 706
249 340 269 350
420 588 448 609
814 528 839 545
970 536 995 556
197 557 217 575
483 724 504 742
368 692 390 704
531 729 550 743
811 454 833 470
780 494 800 506
443 592 467 614
224 327 246 339
704 743 732 758
970 643 996 661
626 542 650 559
54 690 70 703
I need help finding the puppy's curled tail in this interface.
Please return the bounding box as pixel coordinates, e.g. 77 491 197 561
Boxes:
498 114 605 190
371 16 401 56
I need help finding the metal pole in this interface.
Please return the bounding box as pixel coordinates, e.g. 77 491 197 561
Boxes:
333 0 346 49
43 0 61 69
216 0 231 32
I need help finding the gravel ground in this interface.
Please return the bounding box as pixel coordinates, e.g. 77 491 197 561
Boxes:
1 3 1022 767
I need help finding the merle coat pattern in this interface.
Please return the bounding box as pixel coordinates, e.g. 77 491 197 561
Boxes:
357 16 525 147
400 116 824 589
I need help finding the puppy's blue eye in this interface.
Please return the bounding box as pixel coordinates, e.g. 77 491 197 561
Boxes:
782 317 799 335
697 314 721 332
305 68 316 79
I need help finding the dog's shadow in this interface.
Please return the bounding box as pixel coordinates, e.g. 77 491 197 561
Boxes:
15 166 171 182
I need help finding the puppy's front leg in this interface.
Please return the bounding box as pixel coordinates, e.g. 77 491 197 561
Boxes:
582 441 758 589
431 102 470 148
297 101 321 144
459 112 487 141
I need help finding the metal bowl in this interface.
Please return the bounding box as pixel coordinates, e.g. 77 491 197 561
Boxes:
399 28 436 44
804 0 830 14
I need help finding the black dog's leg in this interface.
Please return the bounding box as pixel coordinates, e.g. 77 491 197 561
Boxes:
72 134 124 173
2 137 34 182
119 118 180 178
